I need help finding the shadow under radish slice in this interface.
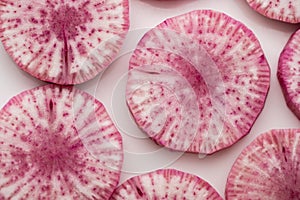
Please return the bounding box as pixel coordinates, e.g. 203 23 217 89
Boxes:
0 0 129 85
126 10 270 154
278 29 300 120
0 84 123 199
226 129 300 199
110 169 223 200
246 0 300 23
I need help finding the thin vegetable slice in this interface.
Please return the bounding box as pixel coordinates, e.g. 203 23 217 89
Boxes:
226 129 300 199
126 10 270 154
278 29 300 119
246 0 300 23
110 169 222 199
0 0 129 85
0 84 123 199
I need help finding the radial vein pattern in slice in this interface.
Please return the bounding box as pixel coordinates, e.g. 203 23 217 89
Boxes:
0 84 123 199
226 129 300 200
246 0 300 23
126 10 270 154
0 0 129 84
278 29 300 119
110 169 222 199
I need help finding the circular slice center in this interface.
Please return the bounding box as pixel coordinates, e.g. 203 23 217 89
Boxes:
20 125 84 174
49 5 92 41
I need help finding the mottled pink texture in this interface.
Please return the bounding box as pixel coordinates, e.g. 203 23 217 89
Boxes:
226 129 300 199
278 29 300 119
0 0 129 84
0 84 123 199
111 169 222 199
246 0 300 23
126 10 270 154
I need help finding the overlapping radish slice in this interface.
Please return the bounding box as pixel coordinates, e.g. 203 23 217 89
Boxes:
226 129 300 199
246 0 300 23
278 29 300 119
126 10 270 154
0 84 123 199
110 169 222 199
0 0 129 84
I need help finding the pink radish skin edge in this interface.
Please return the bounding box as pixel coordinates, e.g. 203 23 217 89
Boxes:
277 29 300 120
110 169 223 200
0 84 123 199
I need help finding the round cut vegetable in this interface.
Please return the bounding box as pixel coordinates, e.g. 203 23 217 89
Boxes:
110 169 222 199
126 10 270 154
0 84 123 199
246 0 300 23
226 129 300 199
0 0 129 85
278 29 300 119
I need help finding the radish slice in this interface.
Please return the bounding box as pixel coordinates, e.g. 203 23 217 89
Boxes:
0 84 123 199
226 129 300 199
110 169 222 199
126 10 270 154
246 0 300 23
278 29 300 119
0 0 129 85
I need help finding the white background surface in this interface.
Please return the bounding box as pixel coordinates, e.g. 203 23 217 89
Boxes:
0 0 299 198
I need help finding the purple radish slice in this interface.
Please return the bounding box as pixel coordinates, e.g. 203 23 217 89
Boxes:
110 168 223 199
0 84 123 199
246 0 300 23
126 10 270 154
226 129 300 199
278 29 300 120
0 0 129 85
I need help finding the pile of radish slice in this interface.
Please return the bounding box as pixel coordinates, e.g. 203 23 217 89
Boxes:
0 0 299 199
